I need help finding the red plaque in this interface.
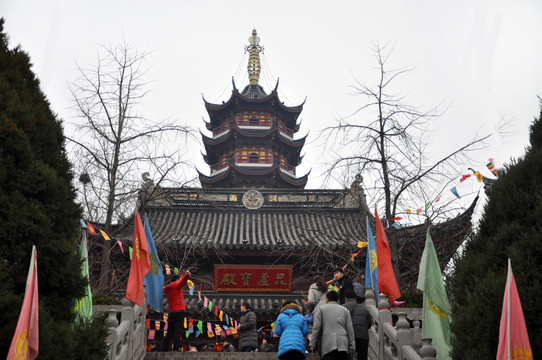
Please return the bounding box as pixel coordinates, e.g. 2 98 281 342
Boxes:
214 265 293 292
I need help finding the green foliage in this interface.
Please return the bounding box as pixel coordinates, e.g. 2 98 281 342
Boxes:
38 309 109 360
398 289 423 308
450 101 542 359
0 18 107 357
93 294 122 305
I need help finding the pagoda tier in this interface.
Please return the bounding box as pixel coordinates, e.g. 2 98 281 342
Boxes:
203 88 303 133
199 29 308 189
201 121 306 165
198 162 309 189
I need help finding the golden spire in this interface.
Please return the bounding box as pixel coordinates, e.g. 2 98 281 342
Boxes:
246 29 263 85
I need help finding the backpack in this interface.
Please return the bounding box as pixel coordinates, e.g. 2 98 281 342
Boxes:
352 281 364 298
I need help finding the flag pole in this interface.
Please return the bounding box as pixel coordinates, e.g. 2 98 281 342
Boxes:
506 259 511 360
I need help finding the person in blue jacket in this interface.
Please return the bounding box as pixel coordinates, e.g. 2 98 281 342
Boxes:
274 300 308 360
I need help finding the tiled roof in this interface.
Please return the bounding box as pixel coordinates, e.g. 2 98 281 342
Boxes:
146 207 363 251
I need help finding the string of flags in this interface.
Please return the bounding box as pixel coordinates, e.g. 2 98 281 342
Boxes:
398 158 499 226
146 315 239 340
79 217 240 332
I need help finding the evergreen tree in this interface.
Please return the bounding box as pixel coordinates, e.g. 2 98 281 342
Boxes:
450 99 542 359
0 18 107 358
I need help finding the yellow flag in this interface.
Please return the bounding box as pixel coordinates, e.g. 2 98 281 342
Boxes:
99 230 111 241
187 280 194 289
357 241 368 248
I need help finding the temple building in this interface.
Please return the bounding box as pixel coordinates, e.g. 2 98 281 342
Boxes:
107 30 476 336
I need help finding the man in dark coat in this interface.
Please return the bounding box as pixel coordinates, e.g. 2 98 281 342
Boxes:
333 268 354 305
237 302 258 351
343 289 372 360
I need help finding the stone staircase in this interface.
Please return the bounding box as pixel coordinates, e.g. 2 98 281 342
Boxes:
144 353 319 360
103 289 438 360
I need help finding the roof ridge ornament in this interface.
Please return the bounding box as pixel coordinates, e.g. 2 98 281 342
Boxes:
245 29 264 85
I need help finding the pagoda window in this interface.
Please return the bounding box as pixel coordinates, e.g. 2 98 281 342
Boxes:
236 111 273 127
248 152 260 163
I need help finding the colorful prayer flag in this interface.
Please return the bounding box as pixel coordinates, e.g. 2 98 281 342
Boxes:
473 171 483 182
86 222 97 235
99 229 111 241
391 222 402 230
7 245 39 360
117 240 124 254
375 208 401 305
450 186 461 199
148 330 155 340
125 210 151 306
459 174 471 182
496 259 532 360
351 249 362 262
487 158 499 177
417 231 452 360
80 219 88 228
357 241 368 249
74 234 92 321
165 264 171 275
365 218 379 306
143 215 164 312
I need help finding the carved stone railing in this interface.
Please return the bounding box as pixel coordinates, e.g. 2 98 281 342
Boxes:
365 289 436 360
105 299 147 360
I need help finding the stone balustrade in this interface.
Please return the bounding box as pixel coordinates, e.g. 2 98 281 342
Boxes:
104 299 147 360
366 289 436 360
101 288 436 360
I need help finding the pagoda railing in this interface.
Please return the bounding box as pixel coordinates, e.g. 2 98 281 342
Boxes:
211 120 294 139
209 155 296 176
277 122 294 139
212 122 231 138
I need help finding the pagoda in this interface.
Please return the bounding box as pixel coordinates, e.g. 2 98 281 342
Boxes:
198 29 309 189
97 31 477 334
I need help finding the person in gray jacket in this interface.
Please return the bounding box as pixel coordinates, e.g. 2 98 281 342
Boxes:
309 291 355 360
342 289 372 360
237 302 258 352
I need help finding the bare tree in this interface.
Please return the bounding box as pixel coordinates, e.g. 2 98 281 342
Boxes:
322 44 499 287
68 40 197 292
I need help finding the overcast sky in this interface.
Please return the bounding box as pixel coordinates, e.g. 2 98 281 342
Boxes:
2 0 542 199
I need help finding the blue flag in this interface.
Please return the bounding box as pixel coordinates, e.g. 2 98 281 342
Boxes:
365 218 379 305
143 215 164 311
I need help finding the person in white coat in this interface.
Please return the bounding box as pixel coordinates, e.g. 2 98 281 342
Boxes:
309 291 355 360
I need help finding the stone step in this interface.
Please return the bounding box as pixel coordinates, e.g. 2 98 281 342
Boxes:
145 352 322 360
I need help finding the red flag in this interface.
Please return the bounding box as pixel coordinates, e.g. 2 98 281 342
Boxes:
375 208 401 305
496 260 532 359
126 210 151 305
86 222 97 235
8 245 39 360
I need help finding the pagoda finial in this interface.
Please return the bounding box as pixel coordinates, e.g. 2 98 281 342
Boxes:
245 29 264 85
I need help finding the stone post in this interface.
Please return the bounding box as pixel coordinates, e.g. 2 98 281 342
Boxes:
378 294 391 360
395 312 411 359
419 337 437 360
106 309 119 360
365 287 376 308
